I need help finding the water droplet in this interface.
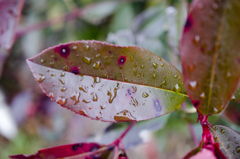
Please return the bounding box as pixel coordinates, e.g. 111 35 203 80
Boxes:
51 73 55 76
56 97 67 105
173 84 181 93
114 110 136 122
79 86 88 93
50 62 54 66
158 57 162 61
133 63 137 67
100 105 106 110
61 86 67 92
79 110 87 116
159 80 167 87
35 74 45 83
103 74 107 78
142 92 149 98
193 35 200 44
124 78 128 82
62 48 66 53
149 57 151 60
82 56 91 64
72 45 77 50
93 61 101 69
227 71 231 77
231 95 236 100
236 146 240 153
152 63 158 68
63 65 68 71
236 141 239 144
91 92 98 102
84 45 89 51
48 93 54 98
227 144 230 149
60 72 65 77
96 54 100 58
93 77 101 83
220 129 225 134
130 55 133 62
70 92 80 105
41 59 46 64
107 87 118 103
161 63 164 67
188 81 197 90
82 99 91 103
152 74 156 79
174 75 178 78
141 65 144 69
200 92 206 98
188 64 195 71
214 126 218 130
213 107 219 113
59 78 65 85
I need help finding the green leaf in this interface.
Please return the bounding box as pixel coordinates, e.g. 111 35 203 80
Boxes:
27 40 186 122
210 125 240 158
180 0 240 115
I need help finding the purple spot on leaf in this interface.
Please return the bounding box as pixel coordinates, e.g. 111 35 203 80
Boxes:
192 100 200 108
153 99 161 112
109 51 112 54
54 44 70 58
184 17 192 32
70 67 80 75
118 56 126 65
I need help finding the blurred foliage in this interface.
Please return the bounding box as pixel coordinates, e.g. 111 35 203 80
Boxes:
1 0 240 159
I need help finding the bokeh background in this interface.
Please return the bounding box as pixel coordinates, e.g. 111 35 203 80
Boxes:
1 0 240 158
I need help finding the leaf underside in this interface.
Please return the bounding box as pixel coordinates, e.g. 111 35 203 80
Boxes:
27 40 186 122
210 125 240 158
181 0 240 115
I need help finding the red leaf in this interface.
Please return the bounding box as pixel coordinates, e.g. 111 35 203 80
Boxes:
180 0 240 115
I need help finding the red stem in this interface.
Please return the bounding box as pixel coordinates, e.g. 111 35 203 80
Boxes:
108 122 136 147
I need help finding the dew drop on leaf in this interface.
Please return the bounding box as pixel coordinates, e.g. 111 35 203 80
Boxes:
91 92 98 102
82 99 91 103
48 93 54 98
61 86 67 92
188 81 197 90
142 92 149 98
56 97 67 105
93 61 101 69
41 59 46 64
236 146 240 153
152 74 156 79
72 45 77 50
70 92 80 105
59 78 65 85
220 129 225 134
84 45 89 51
200 92 206 99
173 84 181 93
82 56 91 64
231 95 236 100
100 105 105 110
152 63 158 68
60 72 65 77
35 74 45 83
227 144 230 149
161 63 164 67
79 86 88 93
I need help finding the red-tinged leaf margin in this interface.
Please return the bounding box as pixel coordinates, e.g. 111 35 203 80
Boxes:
180 0 240 115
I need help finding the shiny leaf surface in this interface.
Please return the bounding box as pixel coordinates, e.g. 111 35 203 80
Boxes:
180 0 240 115
210 125 240 158
27 40 186 122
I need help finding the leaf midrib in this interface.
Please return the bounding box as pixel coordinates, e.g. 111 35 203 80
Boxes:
207 2 227 114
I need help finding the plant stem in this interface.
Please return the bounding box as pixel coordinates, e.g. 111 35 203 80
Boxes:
108 122 136 147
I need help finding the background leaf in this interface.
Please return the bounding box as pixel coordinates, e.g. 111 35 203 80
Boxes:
9 142 115 159
27 40 186 122
0 0 24 76
210 125 240 158
180 0 240 115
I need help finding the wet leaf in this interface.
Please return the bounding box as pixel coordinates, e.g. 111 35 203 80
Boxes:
9 142 115 159
180 0 240 115
210 125 240 158
27 40 186 122
0 0 24 76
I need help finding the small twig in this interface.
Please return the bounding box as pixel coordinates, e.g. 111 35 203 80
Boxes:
188 123 199 147
108 121 136 147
